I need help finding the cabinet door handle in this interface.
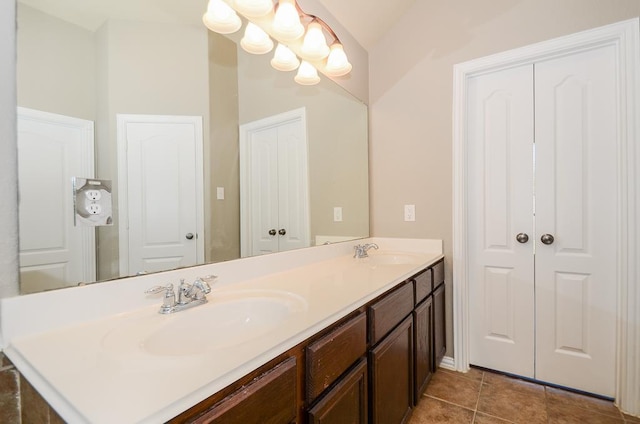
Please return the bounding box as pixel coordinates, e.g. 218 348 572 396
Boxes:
279 229 286 236
541 234 555 245
268 229 277 236
516 233 529 243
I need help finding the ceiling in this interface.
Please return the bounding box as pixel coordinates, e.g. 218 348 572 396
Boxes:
315 0 416 50
18 0 416 51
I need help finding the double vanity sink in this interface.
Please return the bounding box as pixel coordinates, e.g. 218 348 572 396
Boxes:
0 238 443 423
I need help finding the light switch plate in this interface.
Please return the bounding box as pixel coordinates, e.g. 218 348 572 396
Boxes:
73 177 113 226
333 207 343 222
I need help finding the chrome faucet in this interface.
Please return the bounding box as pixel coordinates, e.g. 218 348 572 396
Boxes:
353 243 379 258
146 275 217 314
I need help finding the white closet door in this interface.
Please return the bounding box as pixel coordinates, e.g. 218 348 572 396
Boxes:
534 44 618 396
467 64 536 377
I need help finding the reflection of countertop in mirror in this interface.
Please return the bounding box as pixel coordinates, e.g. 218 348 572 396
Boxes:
0 238 443 424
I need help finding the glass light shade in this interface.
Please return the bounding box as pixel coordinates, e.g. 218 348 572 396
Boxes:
272 0 304 41
202 0 242 34
240 23 274 54
324 43 352 77
234 0 273 17
294 61 320 85
300 21 330 61
271 44 300 71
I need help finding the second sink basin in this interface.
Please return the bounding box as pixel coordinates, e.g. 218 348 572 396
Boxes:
102 290 307 356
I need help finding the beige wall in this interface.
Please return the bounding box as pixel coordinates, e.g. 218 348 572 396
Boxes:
368 0 640 357
208 33 241 262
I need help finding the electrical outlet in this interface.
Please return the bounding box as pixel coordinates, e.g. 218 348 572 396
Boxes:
87 203 102 215
85 190 102 201
216 187 225 200
404 204 416 222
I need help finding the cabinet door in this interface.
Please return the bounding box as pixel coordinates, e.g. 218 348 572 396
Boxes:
308 358 367 424
193 357 297 424
414 296 433 404
370 315 413 424
433 284 446 369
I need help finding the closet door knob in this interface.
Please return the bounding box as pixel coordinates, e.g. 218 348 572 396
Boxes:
278 229 286 236
541 234 555 245
516 233 529 243
268 229 277 236
185 233 194 240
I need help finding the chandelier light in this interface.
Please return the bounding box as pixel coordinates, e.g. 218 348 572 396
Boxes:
241 22 274 54
202 0 352 86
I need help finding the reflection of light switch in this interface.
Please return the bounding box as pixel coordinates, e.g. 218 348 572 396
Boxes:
216 187 225 200
333 207 343 222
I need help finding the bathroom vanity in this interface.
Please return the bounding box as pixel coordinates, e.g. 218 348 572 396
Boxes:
0 238 444 423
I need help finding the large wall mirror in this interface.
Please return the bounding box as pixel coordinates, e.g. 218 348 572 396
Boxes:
16 0 369 295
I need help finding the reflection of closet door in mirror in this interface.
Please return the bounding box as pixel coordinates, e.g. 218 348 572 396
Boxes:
17 107 95 294
117 115 204 276
240 108 310 257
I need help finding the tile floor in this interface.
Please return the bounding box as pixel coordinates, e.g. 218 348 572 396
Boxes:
409 367 640 424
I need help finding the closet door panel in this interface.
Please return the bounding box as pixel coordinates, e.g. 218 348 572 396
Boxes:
467 64 535 377
534 44 618 397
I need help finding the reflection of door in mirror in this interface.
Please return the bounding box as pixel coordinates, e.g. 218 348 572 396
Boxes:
240 108 310 257
117 115 205 276
17 107 96 294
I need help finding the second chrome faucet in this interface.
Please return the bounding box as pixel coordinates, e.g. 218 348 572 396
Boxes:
146 275 217 314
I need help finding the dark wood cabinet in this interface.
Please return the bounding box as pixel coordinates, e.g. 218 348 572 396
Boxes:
413 296 434 404
192 356 297 424
433 282 446 369
307 358 368 424
369 315 414 424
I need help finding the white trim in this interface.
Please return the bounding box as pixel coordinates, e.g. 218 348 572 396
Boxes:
239 107 310 258
452 18 640 415
116 114 205 276
438 355 456 371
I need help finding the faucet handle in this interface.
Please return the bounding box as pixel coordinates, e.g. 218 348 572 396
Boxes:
145 283 174 296
195 275 217 294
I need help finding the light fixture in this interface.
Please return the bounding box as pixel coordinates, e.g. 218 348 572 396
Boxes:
234 0 273 17
272 0 305 41
241 22 274 54
294 61 320 85
300 20 330 61
324 43 352 77
271 44 300 71
202 0 242 34
202 0 351 85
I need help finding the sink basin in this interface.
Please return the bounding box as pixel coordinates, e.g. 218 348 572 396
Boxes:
362 252 425 267
102 290 307 356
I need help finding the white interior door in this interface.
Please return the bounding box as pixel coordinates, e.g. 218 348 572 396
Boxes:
467 65 536 377
240 108 310 257
17 107 95 293
117 115 204 276
468 44 618 396
534 44 618 396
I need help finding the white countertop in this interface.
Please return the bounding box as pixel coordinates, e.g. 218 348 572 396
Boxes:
0 238 443 423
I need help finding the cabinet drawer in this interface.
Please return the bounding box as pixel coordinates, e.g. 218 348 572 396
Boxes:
433 260 445 288
307 358 368 424
194 357 297 424
414 268 433 305
307 313 367 402
369 282 414 345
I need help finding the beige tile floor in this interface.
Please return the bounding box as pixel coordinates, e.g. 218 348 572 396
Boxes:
409 367 640 424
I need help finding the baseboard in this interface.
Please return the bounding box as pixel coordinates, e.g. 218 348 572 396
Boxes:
438 355 455 371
